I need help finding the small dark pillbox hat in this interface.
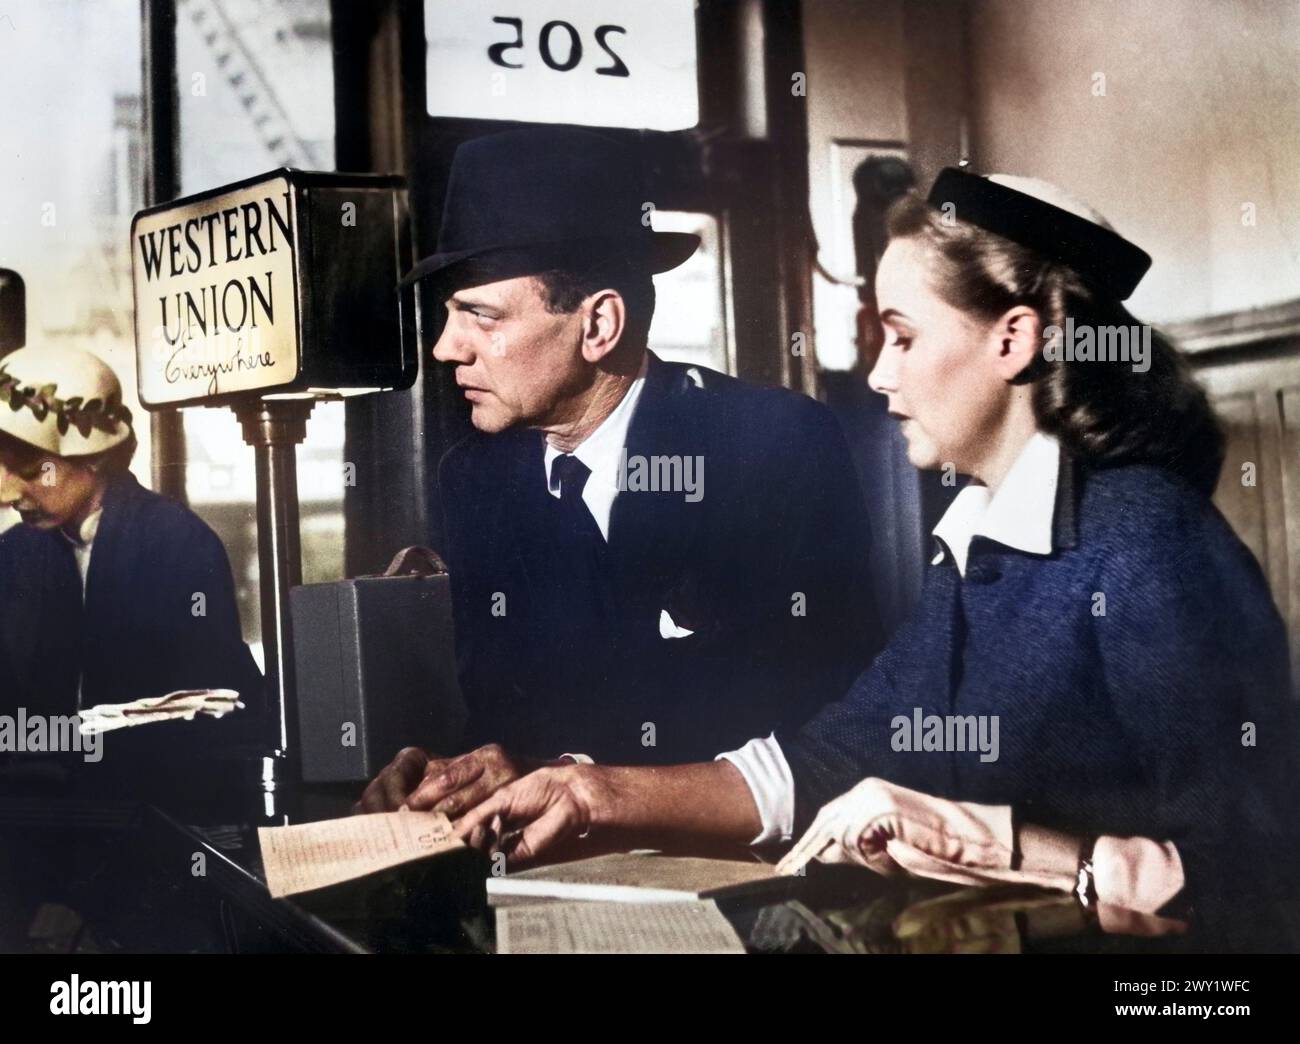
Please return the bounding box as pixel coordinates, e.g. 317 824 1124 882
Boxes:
927 167 1152 300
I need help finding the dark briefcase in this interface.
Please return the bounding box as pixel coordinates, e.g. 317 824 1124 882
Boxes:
291 548 466 783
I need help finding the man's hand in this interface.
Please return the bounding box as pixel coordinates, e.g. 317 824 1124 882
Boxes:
405 743 541 818
455 764 603 868
353 746 430 813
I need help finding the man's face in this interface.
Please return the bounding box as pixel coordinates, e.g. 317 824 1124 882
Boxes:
868 238 1006 474
0 445 101 530
431 275 590 434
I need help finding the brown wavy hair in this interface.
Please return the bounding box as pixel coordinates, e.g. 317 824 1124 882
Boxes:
886 193 1225 495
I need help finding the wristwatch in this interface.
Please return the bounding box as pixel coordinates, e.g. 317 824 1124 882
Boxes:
1075 837 1099 907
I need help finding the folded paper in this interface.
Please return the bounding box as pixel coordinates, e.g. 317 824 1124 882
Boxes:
258 810 463 898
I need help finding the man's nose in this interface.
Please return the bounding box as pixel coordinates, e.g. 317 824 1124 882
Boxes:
0 468 23 507
432 316 473 365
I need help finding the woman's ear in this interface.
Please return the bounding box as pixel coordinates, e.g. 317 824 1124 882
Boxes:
991 306 1042 382
580 289 627 365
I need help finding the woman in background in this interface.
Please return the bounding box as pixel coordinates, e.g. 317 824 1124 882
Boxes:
0 345 261 729
446 169 1296 917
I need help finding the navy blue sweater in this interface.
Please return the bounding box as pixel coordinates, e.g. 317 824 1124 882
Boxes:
0 473 263 720
778 459 1297 911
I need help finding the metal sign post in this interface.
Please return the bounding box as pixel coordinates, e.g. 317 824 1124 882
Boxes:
235 397 314 786
130 169 417 789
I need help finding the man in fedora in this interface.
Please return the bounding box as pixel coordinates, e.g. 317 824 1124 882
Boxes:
357 127 881 818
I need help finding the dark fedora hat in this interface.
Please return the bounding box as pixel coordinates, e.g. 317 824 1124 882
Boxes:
400 127 700 293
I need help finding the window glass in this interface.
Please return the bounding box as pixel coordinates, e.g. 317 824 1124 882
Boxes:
0 0 146 537
176 0 338 663
647 211 732 374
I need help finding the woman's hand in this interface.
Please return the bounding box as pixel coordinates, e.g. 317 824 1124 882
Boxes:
776 777 1072 892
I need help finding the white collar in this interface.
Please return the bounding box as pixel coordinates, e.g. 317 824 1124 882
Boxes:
542 354 650 540
931 431 1060 576
61 505 104 549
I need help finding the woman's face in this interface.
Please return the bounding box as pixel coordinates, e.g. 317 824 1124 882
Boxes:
868 237 1014 476
0 447 102 531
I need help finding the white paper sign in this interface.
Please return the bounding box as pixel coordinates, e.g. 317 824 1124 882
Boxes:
425 0 699 131
132 176 301 405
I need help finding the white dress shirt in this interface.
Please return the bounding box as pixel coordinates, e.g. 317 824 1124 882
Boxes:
61 505 104 710
61 506 104 598
542 354 649 541
720 432 1064 844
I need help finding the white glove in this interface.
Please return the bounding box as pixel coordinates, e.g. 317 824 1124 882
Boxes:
776 777 1073 893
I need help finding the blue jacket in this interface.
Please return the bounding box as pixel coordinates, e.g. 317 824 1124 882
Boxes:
779 459 1297 910
438 354 883 764
0 473 263 720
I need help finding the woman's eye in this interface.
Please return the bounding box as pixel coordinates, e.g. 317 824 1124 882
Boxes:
889 333 913 351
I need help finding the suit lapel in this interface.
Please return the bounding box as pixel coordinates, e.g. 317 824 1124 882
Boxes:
496 356 710 635
82 474 140 629
607 354 708 589
503 428 558 615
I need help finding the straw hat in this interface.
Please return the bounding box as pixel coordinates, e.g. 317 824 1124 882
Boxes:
0 346 133 457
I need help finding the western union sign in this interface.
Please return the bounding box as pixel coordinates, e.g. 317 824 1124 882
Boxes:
131 170 417 409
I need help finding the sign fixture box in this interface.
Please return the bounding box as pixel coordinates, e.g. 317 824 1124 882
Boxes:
131 169 418 409
424 0 700 131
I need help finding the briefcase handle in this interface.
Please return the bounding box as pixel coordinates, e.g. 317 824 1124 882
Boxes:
375 545 449 578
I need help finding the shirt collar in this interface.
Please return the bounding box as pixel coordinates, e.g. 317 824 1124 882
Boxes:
931 431 1061 576
542 353 650 538
60 505 104 549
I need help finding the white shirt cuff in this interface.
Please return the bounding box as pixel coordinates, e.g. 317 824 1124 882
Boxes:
558 753 594 765
717 734 795 845
1093 835 1186 914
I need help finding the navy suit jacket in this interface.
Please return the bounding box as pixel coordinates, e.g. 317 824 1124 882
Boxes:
779 459 1298 910
0 473 263 723
438 353 882 764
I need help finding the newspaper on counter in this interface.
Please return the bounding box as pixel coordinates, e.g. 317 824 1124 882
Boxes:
496 899 746 954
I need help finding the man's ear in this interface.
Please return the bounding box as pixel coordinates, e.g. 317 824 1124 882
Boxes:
990 305 1041 382
580 289 626 364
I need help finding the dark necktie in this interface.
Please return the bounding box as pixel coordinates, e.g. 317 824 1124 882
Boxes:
546 452 615 659
550 453 602 542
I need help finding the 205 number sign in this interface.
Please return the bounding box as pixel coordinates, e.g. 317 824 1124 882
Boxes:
424 0 699 131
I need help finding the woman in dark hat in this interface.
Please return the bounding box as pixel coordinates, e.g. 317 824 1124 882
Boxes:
449 170 1296 917
0 346 262 735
